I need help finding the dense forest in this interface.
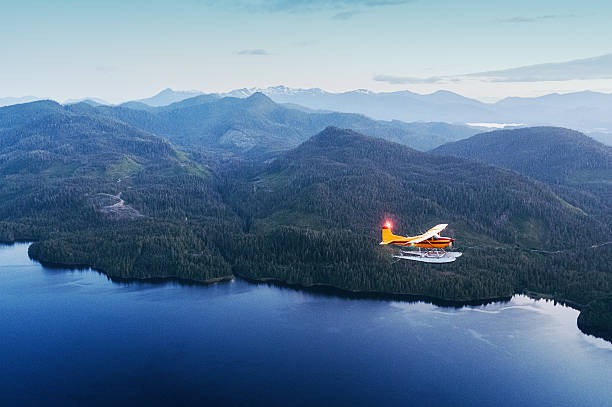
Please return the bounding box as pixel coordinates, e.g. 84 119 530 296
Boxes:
432 127 612 184
0 105 236 281
0 101 611 341
432 127 612 225
219 128 611 305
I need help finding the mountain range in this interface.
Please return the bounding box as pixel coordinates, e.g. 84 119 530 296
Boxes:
125 87 612 140
67 93 480 154
233 87 612 135
4 87 612 143
132 88 204 107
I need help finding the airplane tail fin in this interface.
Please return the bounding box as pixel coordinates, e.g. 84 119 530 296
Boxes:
380 224 404 245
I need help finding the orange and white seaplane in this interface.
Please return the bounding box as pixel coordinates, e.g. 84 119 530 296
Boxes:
380 222 462 263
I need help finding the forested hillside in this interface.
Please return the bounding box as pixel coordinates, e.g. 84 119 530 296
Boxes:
432 127 612 225
432 127 612 184
0 105 236 282
219 128 611 303
217 127 612 339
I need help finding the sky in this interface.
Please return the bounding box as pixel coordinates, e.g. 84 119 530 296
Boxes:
2 0 612 103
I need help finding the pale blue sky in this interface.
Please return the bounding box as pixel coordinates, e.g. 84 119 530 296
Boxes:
2 0 612 102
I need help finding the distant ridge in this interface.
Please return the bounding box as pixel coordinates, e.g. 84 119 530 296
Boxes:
134 88 204 107
121 86 612 136
6 86 612 143
63 97 109 106
0 96 40 107
80 92 479 154
225 87 612 134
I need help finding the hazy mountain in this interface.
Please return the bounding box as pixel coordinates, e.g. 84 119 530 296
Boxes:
493 91 612 132
153 94 221 111
63 97 109 106
222 86 494 123
100 86 612 137
389 121 481 151
11 86 612 137
73 93 480 155
216 86 612 134
133 88 204 107
117 94 221 112
116 101 157 111
588 132 612 146
0 96 40 107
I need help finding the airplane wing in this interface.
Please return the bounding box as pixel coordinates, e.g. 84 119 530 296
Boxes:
408 224 448 244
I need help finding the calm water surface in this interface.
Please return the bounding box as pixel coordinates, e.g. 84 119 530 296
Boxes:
1 243 611 406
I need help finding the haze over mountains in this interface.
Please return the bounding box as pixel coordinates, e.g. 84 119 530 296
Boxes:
121 86 612 143
0 96 39 107
67 93 480 154
4 86 612 145
227 87 612 136
133 88 204 107
120 87 612 134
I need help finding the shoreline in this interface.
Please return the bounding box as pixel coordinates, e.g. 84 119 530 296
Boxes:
19 239 513 307
0 241 234 287
34 257 235 286
4 241 611 343
234 272 514 308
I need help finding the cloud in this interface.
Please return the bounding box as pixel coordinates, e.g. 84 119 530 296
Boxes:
331 10 360 20
293 40 318 47
215 0 413 14
235 49 270 56
496 14 574 23
374 53 612 84
468 53 612 82
95 65 116 73
373 74 444 85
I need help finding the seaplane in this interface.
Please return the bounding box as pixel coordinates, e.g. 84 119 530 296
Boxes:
380 222 462 263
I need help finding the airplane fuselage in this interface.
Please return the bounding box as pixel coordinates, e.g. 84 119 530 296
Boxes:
395 237 454 249
380 224 454 249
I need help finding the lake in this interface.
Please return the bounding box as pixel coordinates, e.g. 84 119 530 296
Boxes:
1 243 611 406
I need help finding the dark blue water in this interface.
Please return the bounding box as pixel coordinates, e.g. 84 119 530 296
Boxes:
1 243 611 406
